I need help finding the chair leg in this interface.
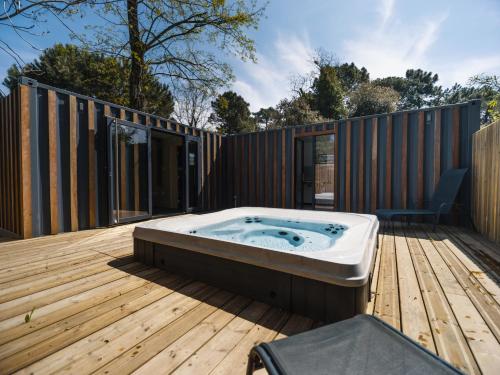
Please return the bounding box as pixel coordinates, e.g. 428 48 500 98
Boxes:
246 349 263 375
433 213 440 232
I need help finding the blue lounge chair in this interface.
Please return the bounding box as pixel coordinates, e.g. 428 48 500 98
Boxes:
375 168 468 228
247 314 463 375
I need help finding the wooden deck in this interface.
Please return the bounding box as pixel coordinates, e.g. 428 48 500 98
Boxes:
0 220 499 374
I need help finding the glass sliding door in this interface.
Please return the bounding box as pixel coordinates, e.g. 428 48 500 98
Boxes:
295 137 315 209
314 134 335 210
295 133 336 210
108 119 151 224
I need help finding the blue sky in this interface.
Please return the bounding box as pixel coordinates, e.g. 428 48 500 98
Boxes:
1 0 500 110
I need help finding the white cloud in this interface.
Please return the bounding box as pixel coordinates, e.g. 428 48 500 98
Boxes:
410 15 448 59
343 7 449 80
440 55 500 86
378 0 395 27
231 33 314 111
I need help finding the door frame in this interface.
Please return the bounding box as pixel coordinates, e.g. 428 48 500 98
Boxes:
107 117 152 225
294 126 337 210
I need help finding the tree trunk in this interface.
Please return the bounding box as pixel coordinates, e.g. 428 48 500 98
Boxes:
127 0 144 110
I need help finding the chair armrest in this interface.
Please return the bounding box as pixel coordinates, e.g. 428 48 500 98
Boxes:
437 202 448 214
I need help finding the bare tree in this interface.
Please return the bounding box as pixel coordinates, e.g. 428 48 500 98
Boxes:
174 82 212 129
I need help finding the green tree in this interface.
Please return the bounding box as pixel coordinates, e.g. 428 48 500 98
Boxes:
253 107 280 130
374 69 442 109
4 44 174 117
335 62 369 91
84 0 266 112
275 95 324 127
440 74 500 124
209 91 254 134
311 65 347 119
347 82 400 117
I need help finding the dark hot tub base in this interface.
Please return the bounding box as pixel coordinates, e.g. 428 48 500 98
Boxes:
134 239 370 323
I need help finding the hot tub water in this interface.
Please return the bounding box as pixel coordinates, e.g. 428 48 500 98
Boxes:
189 216 347 252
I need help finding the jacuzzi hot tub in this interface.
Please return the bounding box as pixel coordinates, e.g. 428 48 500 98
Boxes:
133 207 379 322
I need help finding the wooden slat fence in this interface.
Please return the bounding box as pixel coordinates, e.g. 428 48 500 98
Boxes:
0 77 482 238
0 79 223 238
472 120 500 244
222 101 481 222
0 87 25 238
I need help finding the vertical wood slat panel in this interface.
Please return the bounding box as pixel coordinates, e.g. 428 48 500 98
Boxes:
333 123 338 210
6 94 11 231
452 107 460 168
401 113 408 209
472 120 500 244
433 109 441 190
358 119 365 212
48 90 59 234
133 143 139 212
213 134 217 208
206 132 211 210
264 131 269 207
2 95 8 231
69 96 78 231
291 128 296 209
13 89 20 235
2 95 7 230
7 94 12 232
200 132 204 209
1 96 5 230
417 112 425 208
218 135 223 209
255 133 260 206
12 92 18 233
210 133 214 208
345 121 351 212
282 129 286 208
273 130 278 207
247 134 253 206
87 101 96 228
232 136 237 206
7 92 14 233
20 85 32 238
371 118 378 213
385 115 392 208
239 134 244 206
5 95 9 231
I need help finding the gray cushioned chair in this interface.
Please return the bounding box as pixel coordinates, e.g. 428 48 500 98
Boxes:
375 168 468 228
247 314 463 375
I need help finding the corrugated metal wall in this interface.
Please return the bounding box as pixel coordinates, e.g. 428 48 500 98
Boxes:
0 78 481 238
223 101 481 222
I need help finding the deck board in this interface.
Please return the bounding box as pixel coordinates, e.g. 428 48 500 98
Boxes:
0 220 499 374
